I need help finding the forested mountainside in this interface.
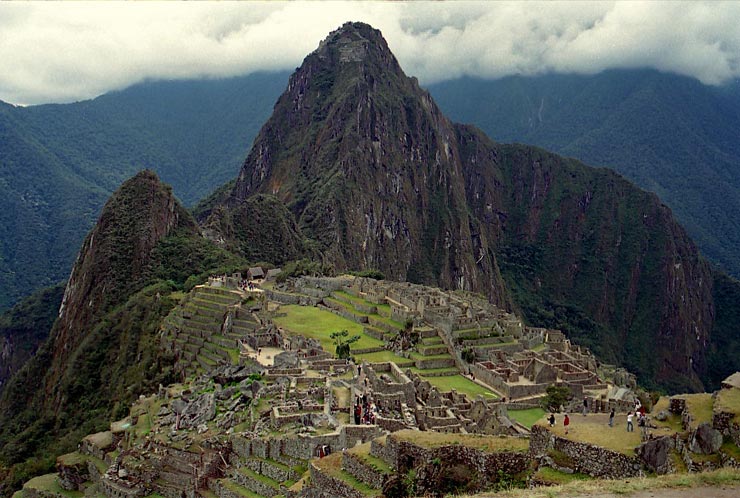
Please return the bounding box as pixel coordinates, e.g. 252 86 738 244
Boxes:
3 66 739 315
0 73 287 311
428 71 740 279
0 283 64 396
0 171 241 494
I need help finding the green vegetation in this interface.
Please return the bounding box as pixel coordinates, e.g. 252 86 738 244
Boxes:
543 413 641 455
716 388 740 423
330 330 360 359
541 385 572 412
533 466 592 485
392 430 529 453
0 72 288 312
353 350 410 365
508 408 546 429
677 393 714 429
272 305 382 353
422 375 497 399
0 283 65 392
22 473 82 498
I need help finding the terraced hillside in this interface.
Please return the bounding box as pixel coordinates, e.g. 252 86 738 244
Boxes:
162 285 261 376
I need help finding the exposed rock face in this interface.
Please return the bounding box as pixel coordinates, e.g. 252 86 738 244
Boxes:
208 22 720 391
637 436 675 474
690 423 723 454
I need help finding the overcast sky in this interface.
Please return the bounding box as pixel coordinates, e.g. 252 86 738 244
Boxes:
1 1 739 105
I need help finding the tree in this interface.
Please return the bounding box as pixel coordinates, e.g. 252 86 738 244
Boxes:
541 384 572 412
330 330 360 359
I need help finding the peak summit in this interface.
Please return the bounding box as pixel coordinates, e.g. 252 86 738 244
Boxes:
314 22 388 63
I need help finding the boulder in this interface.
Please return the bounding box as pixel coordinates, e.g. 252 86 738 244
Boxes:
690 423 723 454
273 351 299 369
655 410 669 421
637 436 675 474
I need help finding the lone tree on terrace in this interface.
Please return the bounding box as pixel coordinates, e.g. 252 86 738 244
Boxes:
330 330 361 359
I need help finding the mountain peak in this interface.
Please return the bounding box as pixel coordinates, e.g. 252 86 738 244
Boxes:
314 22 390 64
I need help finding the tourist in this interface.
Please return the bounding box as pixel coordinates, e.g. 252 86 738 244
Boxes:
627 411 634 432
609 407 615 427
582 397 588 416
548 413 555 427
564 413 570 434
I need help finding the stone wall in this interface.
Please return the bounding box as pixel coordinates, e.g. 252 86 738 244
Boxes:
378 433 529 491
306 461 365 498
529 425 642 478
341 452 387 489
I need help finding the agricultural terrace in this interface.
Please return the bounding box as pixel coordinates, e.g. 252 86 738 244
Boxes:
538 412 642 455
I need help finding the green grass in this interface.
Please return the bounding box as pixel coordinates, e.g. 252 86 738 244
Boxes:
715 388 740 423
542 413 641 455
313 453 381 496
652 396 685 433
678 393 714 429
353 350 410 364
24 474 83 498
508 408 546 429
272 305 383 353
721 440 740 460
221 479 264 498
333 291 370 306
392 430 528 453
407 366 459 375
534 466 592 485
422 374 497 399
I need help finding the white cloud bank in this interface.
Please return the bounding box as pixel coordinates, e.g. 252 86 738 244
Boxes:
1 1 739 105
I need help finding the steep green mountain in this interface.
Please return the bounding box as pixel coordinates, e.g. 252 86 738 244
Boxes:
215 22 510 306
427 71 740 279
0 171 242 494
0 72 287 311
0 283 64 395
207 22 738 393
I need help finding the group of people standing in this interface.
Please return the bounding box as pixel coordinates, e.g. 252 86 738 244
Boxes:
354 394 376 425
548 399 648 434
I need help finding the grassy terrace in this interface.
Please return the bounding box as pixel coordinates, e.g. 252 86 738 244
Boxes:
23 474 83 498
313 453 381 496
272 305 383 353
348 442 392 474
326 297 404 330
652 396 684 434
354 350 410 364
540 413 641 455
716 388 740 423
422 374 497 399
392 429 528 453
508 408 546 429
677 393 714 429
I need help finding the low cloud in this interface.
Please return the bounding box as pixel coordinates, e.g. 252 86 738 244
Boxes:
1 1 739 105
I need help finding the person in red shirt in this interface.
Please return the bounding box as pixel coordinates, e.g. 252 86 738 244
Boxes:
564 413 570 434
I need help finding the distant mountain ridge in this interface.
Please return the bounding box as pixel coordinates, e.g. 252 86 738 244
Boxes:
0 72 288 310
3 63 740 314
427 70 740 279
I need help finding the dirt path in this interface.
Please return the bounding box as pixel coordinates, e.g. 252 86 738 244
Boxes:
570 484 740 497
